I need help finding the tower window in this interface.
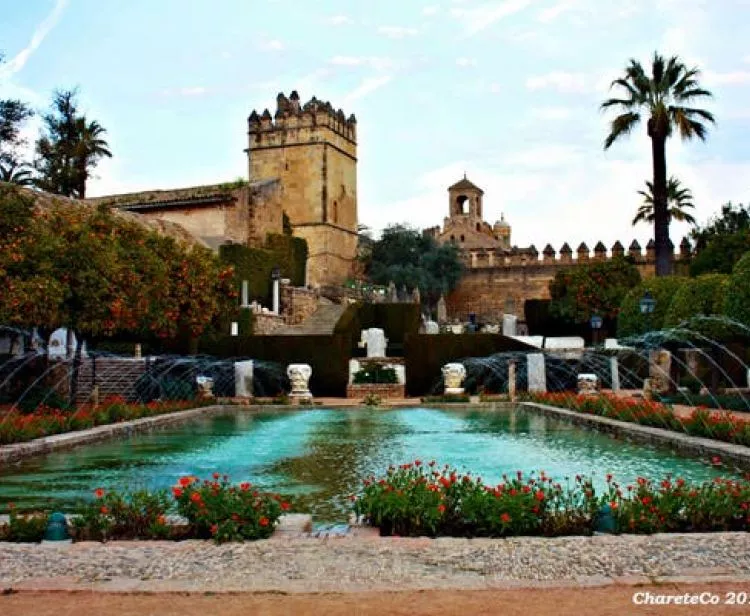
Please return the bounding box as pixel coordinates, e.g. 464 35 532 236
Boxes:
460 235 465 242
476 223 481 232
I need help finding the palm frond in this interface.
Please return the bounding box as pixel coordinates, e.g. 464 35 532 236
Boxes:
604 112 640 149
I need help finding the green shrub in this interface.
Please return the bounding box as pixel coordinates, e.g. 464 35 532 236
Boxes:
353 366 398 384
617 276 689 338
0 508 49 542
724 251 750 328
174 475 286 543
17 386 71 414
73 488 172 541
664 274 729 328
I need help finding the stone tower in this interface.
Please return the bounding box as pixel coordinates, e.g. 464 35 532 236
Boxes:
448 174 484 220
247 91 358 286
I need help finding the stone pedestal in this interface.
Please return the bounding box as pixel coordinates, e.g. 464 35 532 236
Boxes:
287 363 312 403
648 349 672 394
578 373 600 394
610 356 620 392
502 314 518 336
527 353 546 393
234 360 254 398
196 376 214 400
442 362 467 395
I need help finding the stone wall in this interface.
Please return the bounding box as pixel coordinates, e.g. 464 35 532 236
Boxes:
346 383 405 399
281 284 320 326
253 313 285 335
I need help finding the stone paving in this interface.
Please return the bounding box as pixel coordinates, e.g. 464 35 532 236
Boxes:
1 533 749 593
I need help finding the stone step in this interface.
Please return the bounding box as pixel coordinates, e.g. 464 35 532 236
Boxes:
274 303 347 336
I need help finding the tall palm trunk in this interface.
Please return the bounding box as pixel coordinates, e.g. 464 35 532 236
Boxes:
650 132 672 276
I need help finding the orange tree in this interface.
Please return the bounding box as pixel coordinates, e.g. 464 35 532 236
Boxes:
0 185 237 354
549 256 641 328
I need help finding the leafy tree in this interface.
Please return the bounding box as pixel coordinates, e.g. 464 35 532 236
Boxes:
0 158 34 186
617 276 688 338
724 251 750 330
602 52 714 276
0 53 34 180
34 89 111 198
689 202 750 276
549 257 641 326
633 176 696 227
365 224 463 308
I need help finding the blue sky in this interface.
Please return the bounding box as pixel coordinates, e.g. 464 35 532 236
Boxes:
2 0 750 252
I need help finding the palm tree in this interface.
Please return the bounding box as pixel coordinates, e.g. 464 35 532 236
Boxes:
633 176 697 226
73 117 111 198
602 52 714 276
0 157 34 186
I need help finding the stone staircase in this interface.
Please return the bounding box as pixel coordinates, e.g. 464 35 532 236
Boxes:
274 300 348 335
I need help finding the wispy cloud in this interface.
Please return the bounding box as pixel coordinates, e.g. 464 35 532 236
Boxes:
456 57 477 68
377 25 419 39
258 39 284 52
329 55 401 72
343 75 392 104
525 71 589 93
536 0 582 23
0 0 68 79
326 15 352 26
451 0 532 35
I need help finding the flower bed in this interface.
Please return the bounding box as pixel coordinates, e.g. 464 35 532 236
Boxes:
346 383 405 399
0 397 210 445
1 474 290 544
353 462 750 537
526 392 750 447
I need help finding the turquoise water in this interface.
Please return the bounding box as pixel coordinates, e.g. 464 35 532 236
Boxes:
0 407 735 521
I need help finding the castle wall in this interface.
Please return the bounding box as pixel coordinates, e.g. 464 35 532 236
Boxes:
293 223 358 286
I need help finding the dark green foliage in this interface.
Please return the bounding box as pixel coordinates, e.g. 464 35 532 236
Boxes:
0 509 49 542
219 235 308 306
523 300 579 337
658 392 750 412
549 257 641 324
723 251 750 328
403 334 537 397
17 386 71 413
690 202 750 276
201 335 350 396
352 366 398 384
334 302 421 355
617 277 689 338
365 224 463 308
421 394 471 403
664 274 728 328
264 233 308 286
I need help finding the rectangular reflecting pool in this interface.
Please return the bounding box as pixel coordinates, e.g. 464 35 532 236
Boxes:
0 406 735 521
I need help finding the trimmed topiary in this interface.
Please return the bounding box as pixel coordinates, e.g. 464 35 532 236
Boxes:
617 276 689 338
663 274 729 334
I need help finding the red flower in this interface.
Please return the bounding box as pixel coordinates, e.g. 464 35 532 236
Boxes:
414 459 422 466
240 482 250 491
172 487 183 499
94 488 105 499
210 524 218 535
259 517 269 527
437 504 446 513
213 472 220 480
100 506 109 515
641 496 652 505
534 490 545 502
190 492 202 504
179 476 193 487
281 502 290 511
500 513 511 524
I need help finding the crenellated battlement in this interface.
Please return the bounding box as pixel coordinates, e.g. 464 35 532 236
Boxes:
248 91 357 146
460 237 692 269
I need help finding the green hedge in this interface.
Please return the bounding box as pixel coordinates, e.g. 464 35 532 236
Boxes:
200 335 350 396
404 334 536 397
664 274 729 328
334 303 421 355
219 235 308 305
724 251 750 328
617 277 688 338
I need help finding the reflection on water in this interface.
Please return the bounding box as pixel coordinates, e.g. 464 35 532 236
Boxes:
0 406 735 521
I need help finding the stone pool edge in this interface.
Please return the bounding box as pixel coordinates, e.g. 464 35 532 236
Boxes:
521 401 750 471
0 404 243 465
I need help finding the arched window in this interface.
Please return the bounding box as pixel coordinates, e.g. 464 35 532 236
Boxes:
460 235 465 242
476 223 481 232
456 195 469 214
450 235 456 243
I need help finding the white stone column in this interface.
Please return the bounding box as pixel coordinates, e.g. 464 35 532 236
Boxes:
610 356 620 392
241 280 249 307
234 360 254 397
272 279 280 314
527 353 546 393
508 360 517 401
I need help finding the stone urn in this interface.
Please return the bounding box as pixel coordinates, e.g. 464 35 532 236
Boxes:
577 373 599 395
195 375 215 400
287 363 313 402
442 363 467 395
